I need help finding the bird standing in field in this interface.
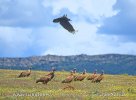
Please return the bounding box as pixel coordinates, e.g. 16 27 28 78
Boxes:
74 69 87 81
53 14 77 34
36 69 55 85
18 67 32 78
86 69 97 80
92 70 104 83
36 67 56 84
62 70 75 83
36 73 55 84
45 67 56 80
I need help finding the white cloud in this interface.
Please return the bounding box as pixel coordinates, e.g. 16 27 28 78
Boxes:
43 0 117 20
42 21 136 55
1 22 136 57
98 0 136 38
0 27 33 56
0 27 32 42
1 0 136 57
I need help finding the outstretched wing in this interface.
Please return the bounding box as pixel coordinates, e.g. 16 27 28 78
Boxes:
60 21 75 34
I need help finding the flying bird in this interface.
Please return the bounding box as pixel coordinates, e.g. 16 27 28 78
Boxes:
53 14 77 34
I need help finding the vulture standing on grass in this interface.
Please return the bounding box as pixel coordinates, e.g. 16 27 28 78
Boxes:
92 70 104 83
62 70 75 83
74 69 87 81
36 69 55 85
18 67 32 78
45 67 56 80
86 69 97 80
53 14 76 34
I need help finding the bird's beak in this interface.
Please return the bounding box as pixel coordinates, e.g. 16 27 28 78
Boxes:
53 19 59 23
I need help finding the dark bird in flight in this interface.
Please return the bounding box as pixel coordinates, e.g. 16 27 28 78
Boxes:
53 14 77 34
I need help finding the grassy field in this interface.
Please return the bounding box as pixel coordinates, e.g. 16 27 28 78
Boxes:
0 69 136 100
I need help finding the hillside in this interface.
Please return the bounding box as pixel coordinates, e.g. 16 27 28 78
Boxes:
0 69 136 100
0 54 136 75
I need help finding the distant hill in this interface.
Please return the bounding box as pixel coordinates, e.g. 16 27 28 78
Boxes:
0 54 136 75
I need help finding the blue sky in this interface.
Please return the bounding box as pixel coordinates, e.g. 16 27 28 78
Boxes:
0 0 136 57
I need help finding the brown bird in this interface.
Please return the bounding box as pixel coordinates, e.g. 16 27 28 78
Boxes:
36 70 55 84
62 71 75 83
36 76 51 84
45 67 56 80
74 69 87 81
53 14 77 34
86 69 97 80
92 70 104 83
18 67 32 78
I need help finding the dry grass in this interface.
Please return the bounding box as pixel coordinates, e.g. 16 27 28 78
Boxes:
0 69 136 100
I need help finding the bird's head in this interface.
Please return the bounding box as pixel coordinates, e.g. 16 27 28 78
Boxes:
53 14 71 23
53 18 61 23
101 70 104 75
82 69 86 74
73 68 76 71
63 14 72 21
51 67 56 72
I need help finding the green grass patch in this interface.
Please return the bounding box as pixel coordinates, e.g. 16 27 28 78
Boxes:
0 69 136 100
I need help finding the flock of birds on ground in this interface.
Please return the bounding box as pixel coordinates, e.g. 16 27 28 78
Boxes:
17 67 104 87
17 15 104 89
